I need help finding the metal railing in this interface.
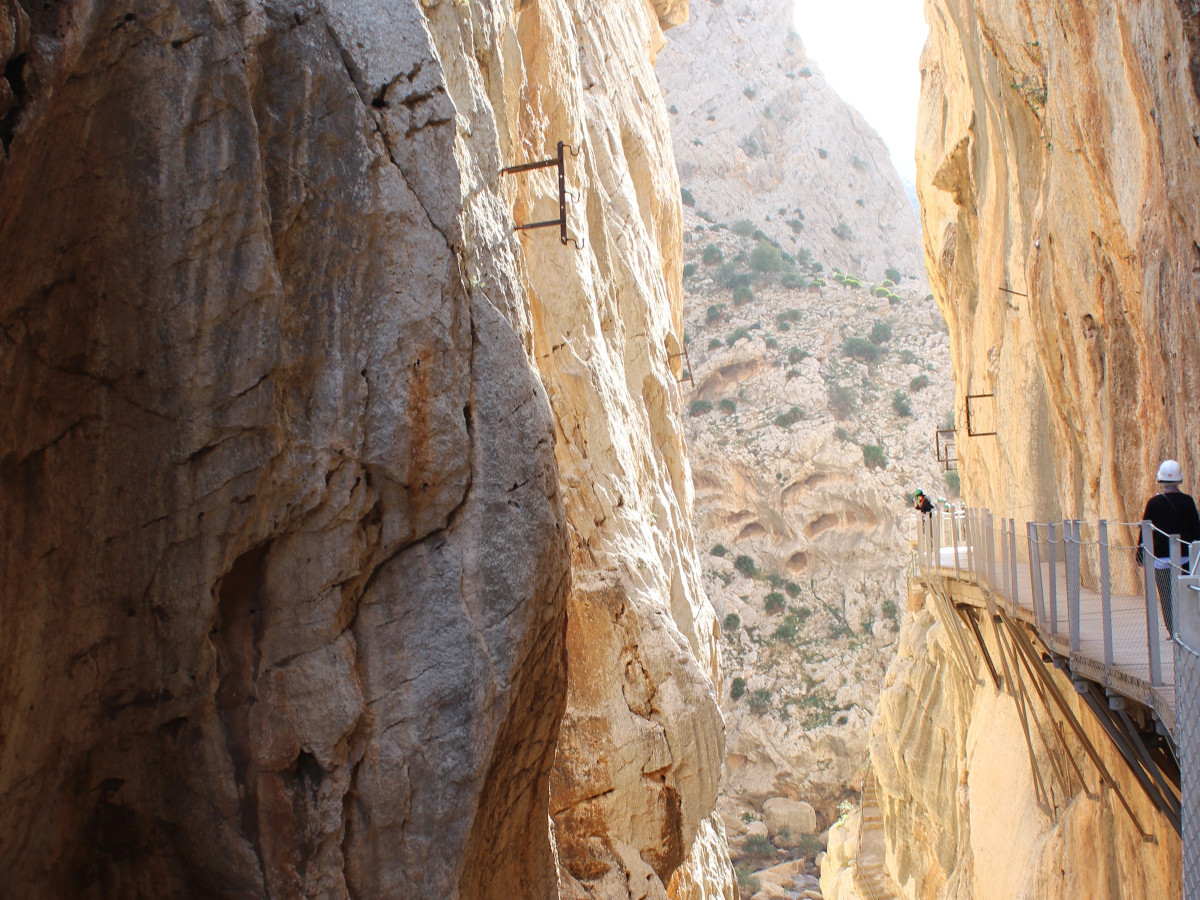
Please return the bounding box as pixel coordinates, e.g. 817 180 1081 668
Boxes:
914 508 1188 736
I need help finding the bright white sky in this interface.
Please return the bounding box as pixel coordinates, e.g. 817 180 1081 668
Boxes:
792 0 928 183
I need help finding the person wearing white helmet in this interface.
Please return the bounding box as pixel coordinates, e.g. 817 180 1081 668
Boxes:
1136 459 1200 632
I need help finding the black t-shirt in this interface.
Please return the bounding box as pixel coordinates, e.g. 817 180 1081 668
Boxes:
915 496 933 515
1140 491 1200 559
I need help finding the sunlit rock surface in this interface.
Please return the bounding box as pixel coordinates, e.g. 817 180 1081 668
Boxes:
0 0 732 896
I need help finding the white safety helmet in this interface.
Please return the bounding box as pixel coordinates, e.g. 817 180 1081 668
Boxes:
1157 459 1183 484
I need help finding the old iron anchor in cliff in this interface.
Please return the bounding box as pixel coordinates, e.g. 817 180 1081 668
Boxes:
500 141 585 250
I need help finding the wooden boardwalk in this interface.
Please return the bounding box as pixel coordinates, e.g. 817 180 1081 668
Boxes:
927 541 1178 735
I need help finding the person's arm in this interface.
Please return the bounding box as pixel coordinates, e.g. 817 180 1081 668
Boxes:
1137 498 1154 565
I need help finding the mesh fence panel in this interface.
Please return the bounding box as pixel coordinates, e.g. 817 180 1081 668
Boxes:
1176 631 1200 898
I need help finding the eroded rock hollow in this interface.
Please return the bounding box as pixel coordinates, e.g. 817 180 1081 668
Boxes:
0 0 729 896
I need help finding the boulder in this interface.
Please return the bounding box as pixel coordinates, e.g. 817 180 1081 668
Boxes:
764 797 817 840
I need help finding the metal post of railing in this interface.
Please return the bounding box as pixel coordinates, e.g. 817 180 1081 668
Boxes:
1047 521 1059 638
1010 519 1019 613
1029 522 1046 632
1099 519 1114 669
1172 534 1184 640
952 510 962 579
987 511 997 590
1143 521 1163 687
1067 519 1081 654
966 509 976 579
1001 518 1012 601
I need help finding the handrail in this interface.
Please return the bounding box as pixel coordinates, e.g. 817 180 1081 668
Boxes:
914 508 1181 737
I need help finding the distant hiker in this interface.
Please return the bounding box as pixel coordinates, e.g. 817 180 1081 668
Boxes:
913 489 934 516
1136 459 1200 633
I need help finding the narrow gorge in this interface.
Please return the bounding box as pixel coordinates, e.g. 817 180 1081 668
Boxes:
2 0 1197 898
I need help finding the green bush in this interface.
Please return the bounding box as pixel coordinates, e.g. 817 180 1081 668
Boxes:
775 406 805 428
723 612 741 633
750 240 787 273
785 581 801 598
683 262 697 278
708 338 722 350
726 328 750 347
832 221 853 241
892 391 913 417
780 272 805 289
702 244 723 265
764 592 786 614
842 336 882 363
732 285 754 306
680 187 695 207
817 147 828 159
862 443 888 469
730 676 747 700
882 600 899 623
734 555 758 577
731 219 756 237
748 688 773 713
711 544 728 557
787 347 809 365
689 399 713 417
834 426 850 442
741 136 759 157
943 408 956 431
885 266 902 283
706 304 724 324
776 320 791 332
719 397 737 414
869 321 893 345
743 86 757 99
909 374 930 391
735 865 760 893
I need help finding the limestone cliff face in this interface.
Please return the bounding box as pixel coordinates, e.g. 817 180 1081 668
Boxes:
0 0 730 897
657 0 925 282
917 0 1200 520
841 596 1179 900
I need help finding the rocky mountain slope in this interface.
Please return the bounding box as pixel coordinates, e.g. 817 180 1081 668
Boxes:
0 0 732 897
676 214 952 882
656 0 924 283
654 0 953 889
822 0 1200 896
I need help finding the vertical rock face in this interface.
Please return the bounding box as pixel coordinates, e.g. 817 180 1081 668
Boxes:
844 1 1200 895
860 600 1179 900
918 0 1200 520
0 0 730 897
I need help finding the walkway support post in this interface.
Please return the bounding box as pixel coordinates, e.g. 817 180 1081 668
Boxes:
1099 519 1114 670
1172 535 1183 640
1143 521 1163 688
1029 522 1046 632
952 510 962 579
1002 518 1012 602
1010 519 1019 614
1067 519 1082 654
1048 521 1059 639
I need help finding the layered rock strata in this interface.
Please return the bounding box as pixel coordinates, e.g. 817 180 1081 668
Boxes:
0 0 731 896
918 0 1200 519
835 596 1179 900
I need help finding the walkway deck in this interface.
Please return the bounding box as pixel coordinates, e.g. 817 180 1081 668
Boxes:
921 547 1176 734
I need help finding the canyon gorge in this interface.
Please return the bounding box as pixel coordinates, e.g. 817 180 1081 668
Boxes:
2 0 1198 897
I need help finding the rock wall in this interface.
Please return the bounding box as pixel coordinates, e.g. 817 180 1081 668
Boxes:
0 0 731 897
918 0 1200 520
833 1 1200 895
858 593 1179 900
